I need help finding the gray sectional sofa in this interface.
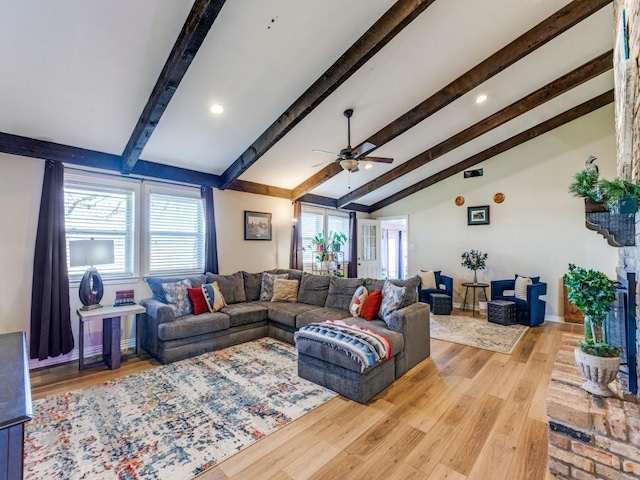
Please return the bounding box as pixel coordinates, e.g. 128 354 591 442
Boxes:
139 269 431 403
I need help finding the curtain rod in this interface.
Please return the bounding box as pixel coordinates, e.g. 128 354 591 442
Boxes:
63 164 205 190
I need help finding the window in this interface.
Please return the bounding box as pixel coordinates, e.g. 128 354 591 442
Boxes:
64 171 205 282
147 189 204 275
64 176 136 281
300 205 350 268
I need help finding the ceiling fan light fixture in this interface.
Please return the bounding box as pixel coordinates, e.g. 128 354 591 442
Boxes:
340 159 359 171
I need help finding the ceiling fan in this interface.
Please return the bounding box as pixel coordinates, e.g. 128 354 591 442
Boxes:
312 109 393 173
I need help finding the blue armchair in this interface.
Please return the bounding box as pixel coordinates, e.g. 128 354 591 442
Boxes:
490 275 547 326
418 270 453 312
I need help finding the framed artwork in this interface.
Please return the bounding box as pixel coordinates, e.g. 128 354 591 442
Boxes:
467 205 490 226
244 211 272 240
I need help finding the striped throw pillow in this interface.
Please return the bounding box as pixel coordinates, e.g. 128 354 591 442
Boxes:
514 275 532 300
202 281 227 312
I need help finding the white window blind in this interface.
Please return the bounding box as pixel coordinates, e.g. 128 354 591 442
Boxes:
64 183 135 280
148 192 204 275
301 210 323 266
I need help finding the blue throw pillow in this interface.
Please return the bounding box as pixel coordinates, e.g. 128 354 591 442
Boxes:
161 279 193 317
146 274 205 303
379 281 406 323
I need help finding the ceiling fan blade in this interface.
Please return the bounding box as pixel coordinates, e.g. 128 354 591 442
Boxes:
312 159 337 168
362 156 393 164
352 141 376 159
312 149 340 156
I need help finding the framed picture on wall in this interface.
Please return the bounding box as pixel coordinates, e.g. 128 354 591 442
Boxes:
244 211 272 240
467 205 490 225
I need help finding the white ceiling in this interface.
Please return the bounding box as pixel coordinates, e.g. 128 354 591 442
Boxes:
0 0 614 208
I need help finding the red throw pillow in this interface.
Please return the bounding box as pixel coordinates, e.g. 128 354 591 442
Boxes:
187 287 208 315
361 290 383 321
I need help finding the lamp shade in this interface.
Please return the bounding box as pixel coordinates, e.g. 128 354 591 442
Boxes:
69 239 114 267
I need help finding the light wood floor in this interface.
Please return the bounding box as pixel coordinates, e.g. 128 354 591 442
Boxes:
30 310 582 480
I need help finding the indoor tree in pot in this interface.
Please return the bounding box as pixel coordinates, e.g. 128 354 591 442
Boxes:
562 263 620 397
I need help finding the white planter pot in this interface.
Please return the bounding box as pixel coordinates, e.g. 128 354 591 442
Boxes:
574 347 621 397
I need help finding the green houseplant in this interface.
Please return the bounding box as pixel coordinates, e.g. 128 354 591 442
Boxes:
562 263 620 396
568 167 601 202
328 231 347 253
598 177 640 213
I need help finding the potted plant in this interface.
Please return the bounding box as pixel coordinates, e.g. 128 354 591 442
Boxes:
568 167 602 202
562 263 620 396
311 232 327 253
328 231 347 256
461 249 488 284
598 177 640 214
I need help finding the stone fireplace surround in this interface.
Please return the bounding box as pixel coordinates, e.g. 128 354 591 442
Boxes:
547 333 640 479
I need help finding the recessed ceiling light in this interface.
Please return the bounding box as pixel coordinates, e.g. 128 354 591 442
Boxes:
210 104 224 114
365 163 373 169
475 94 488 104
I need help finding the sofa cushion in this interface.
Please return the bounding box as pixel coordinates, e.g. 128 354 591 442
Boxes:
271 278 299 303
325 277 365 311
379 281 406 322
364 278 385 293
202 281 226 312
206 271 247 304
162 279 193 316
267 268 303 284
297 273 331 307
157 312 230 341
344 317 405 356
295 307 351 329
242 271 263 301
514 275 532 300
220 303 268 328
268 302 317 328
146 274 205 303
388 276 421 307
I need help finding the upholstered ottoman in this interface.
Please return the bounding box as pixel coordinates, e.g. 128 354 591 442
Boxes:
488 300 516 325
429 293 452 315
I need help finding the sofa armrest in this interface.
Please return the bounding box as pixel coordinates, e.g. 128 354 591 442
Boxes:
490 279 515 299
527 282 547 301
140 298 176 324
386 302 430 374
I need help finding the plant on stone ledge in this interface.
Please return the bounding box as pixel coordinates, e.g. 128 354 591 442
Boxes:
562 263 619 357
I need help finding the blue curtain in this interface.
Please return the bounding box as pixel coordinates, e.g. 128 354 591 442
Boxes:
348 211 358 278
201 187 219 274
290 202 303 270
30 161 74 360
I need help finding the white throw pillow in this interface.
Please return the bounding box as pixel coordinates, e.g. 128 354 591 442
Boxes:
418 270 437 290
514 276 532 300
349 285 369 317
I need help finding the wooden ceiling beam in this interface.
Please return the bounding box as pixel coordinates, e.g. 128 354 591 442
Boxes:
368 90 614 212
218 0 438 189
121 0 228 174
0 132 221 187
292 0 612 200
337 50 612 207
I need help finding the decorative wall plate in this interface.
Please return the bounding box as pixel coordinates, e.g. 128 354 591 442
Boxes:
494 193 505 204
455 196 465 206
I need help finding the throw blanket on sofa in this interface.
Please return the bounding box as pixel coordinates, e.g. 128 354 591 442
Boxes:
294 320 391 373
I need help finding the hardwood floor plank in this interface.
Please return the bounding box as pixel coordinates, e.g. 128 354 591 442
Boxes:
30 317 568 480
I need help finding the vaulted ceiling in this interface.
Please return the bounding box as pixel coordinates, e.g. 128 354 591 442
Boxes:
0 0 614 212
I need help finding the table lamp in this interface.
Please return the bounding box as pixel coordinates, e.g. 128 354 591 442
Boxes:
69 239 114 310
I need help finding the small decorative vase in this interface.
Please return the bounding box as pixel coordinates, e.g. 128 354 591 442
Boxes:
574 347 621 397
473 270 477 284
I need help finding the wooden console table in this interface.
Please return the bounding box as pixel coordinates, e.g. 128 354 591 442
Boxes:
0 332 32 480
77 304 146 370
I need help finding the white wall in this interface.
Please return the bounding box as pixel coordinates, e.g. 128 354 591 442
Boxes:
213 189 293 273
0 154 294 367
374 105 619 320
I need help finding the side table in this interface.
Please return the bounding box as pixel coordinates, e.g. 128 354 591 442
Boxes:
461 282 489 317
77 304 146 371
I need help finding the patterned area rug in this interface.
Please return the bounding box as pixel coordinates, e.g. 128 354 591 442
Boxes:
24 338 336 480
430 313 528 354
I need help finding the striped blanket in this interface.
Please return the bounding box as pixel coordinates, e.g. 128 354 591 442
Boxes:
294 320 392 373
